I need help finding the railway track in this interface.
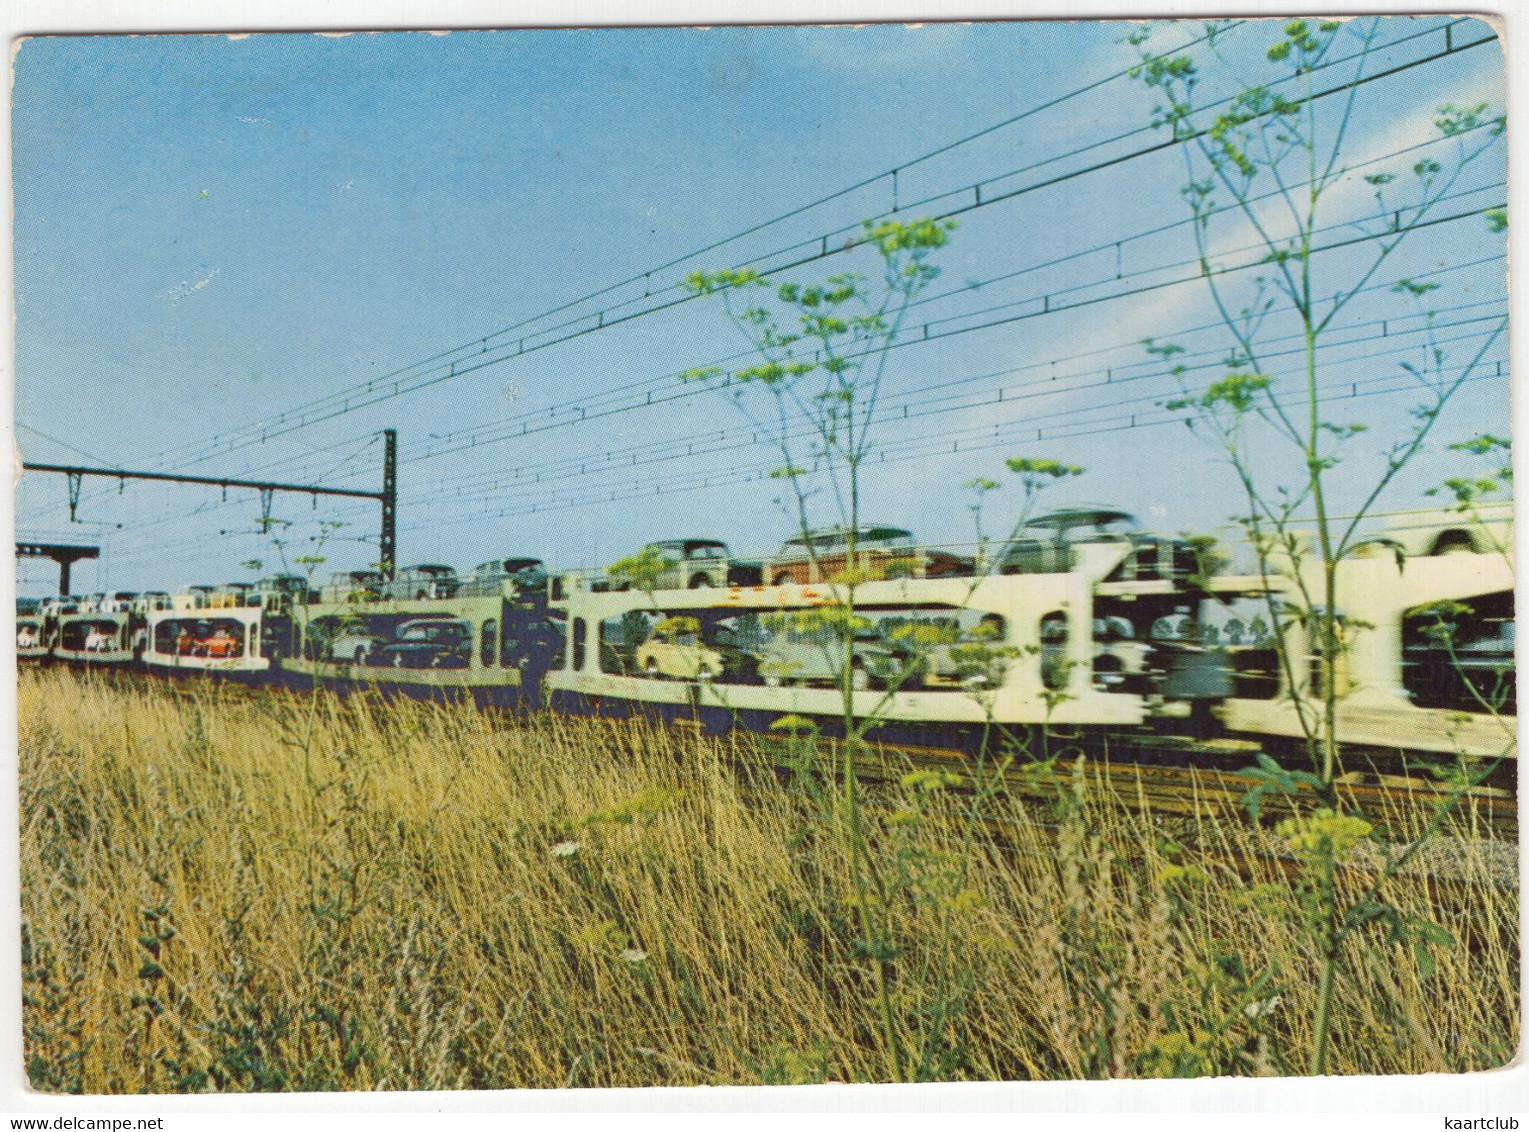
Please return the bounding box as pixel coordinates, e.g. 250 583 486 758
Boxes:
43 665 1522 849
812 733 1518 842
732 730 1519 899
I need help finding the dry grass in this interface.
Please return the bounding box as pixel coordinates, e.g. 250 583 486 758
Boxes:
18 666 1519 1092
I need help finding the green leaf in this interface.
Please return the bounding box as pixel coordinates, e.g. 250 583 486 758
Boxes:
1006 456 1084 478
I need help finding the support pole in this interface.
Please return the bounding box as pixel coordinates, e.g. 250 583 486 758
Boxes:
16 543 99 596
380 428 397 580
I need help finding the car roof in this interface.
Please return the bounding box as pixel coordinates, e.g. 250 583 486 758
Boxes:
784 525 913 543
1026 505 1136 526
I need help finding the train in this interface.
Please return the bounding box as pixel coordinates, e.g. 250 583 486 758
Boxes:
16 506 1517 763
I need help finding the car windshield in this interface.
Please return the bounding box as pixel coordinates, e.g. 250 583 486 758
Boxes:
399 621 468 643
1094 616 1136 641
688 543 726 559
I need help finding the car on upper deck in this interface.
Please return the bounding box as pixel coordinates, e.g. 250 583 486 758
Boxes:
210 582 256 608
133 592 173 614
252 575 310 608
646 539 732 589
768 526 972 586
171 585 219 611
993 505 1198 582
463 557 548 597
384 565 460 601
323 570 384 603
1382 502 1514 559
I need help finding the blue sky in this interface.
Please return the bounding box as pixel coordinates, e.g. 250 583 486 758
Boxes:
11 16 1509 595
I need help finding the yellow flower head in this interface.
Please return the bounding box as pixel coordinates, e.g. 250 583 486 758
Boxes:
1276 808 1373 861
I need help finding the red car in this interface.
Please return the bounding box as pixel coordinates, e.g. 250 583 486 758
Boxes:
181 620 244 659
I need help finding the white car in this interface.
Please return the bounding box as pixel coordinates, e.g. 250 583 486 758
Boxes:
84 625 119 652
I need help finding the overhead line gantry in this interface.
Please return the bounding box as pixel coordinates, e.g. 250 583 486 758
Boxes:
22 429 399 579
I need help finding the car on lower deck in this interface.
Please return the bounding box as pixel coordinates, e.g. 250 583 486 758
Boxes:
370 618 473 669
17 618 44 651
632 616 760 680
756 621 924 691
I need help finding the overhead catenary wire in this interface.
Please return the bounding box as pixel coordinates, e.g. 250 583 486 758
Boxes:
378 302 1511 509
27 135 1502 535
98 335 1508 575
116 20 1253 474
376 191 1506 477
305 292 1508 532
115 17 1489 475
393 145 1503 467
385 329 1511 530
38 260 1508 563
17 19 1504 580
393 359 1508 535
373 248 1507 505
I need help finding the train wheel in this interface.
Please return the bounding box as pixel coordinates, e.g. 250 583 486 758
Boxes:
773 573 793 586
690 575 712 588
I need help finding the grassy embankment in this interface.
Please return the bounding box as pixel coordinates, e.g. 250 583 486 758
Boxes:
18 667 1519 1092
